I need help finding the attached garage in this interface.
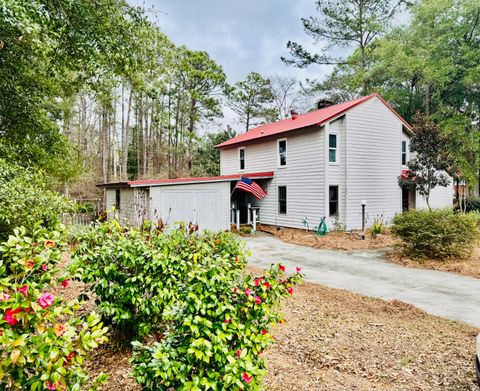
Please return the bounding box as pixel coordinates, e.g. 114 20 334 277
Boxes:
148 182 231 231
99 172 274 232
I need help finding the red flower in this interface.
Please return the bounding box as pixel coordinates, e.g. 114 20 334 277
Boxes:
234 256 239 263
254 296 261 305
233 287 238 294
65 351 75 364
263 282 270 289
254 278 260 286
261 329 268 335
61 279 69 288
296 267 302 273
279 264 286 272
41 264 47 271
236 349 242 358
18 285 28 297
245 288 252 296
4 308 22 326
288 287 294 295
45 380 59 390
224 318 231 324
38 293 54 309
242 372 253 384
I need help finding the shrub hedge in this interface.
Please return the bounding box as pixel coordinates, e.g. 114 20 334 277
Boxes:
0 226 108 390
391 209 479 259
71 220 302 389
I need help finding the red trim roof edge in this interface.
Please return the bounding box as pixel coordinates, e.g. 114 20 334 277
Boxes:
127 171 275 187
215 93 412 149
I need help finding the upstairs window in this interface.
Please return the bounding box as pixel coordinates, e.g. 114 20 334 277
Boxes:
329 134 337 163
401 141 407 165
239 147 245 170
329 186 338 216
278 139 287 166
278 186 287 214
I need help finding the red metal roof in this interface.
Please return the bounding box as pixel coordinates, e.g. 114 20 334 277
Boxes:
127 171 274 187
216 93 412 149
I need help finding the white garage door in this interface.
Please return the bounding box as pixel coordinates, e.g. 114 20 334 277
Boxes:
153 183 230 231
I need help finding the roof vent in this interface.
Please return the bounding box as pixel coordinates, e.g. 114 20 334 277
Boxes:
290 110 299 120
317 99 335 110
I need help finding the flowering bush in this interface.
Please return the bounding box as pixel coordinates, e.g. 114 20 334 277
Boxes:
71 220 302 389
0 227 108 390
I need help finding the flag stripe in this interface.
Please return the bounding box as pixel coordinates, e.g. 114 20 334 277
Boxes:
234 176 267 200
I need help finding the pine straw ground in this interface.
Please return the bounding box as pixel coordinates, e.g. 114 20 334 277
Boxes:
58 267 479 391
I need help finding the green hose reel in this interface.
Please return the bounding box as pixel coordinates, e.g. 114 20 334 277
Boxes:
315 217 328 236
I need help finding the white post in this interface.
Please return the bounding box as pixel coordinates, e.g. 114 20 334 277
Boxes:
247 203 251 225
236 209 240 230
252 209 257 233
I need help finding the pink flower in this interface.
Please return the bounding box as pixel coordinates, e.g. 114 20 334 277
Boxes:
236 349 242 358
254 278 260 286
296 267 302 273
38 293 54 309
18 285 28 297
4 308 22 326
261 329 268 335
242 372 253 384
279 264 286 272
245 288 252 296
0 292 11 302
254 296 261 305
41 264 47 271
288 287 294 295
61 279 69 288
263 282 270 289
45 380 59 390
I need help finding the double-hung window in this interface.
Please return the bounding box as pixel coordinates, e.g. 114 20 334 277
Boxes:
401 141 407 165
278 139 287 166
329 134 337 163
239 147 245 170
278 186 287 214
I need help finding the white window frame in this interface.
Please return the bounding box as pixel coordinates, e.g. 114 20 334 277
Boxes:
238 147 246 171
401 140 408 166
277 138 287 167
328 133 338 165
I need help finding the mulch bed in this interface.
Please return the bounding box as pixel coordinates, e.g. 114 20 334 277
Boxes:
263 279 479 391
386 248 480 280
57 255 479 390
257 224 397 251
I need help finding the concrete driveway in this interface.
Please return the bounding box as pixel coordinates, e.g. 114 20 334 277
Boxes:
244 232 480 328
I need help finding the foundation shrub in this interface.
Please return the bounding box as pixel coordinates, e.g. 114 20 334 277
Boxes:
391 209 479 259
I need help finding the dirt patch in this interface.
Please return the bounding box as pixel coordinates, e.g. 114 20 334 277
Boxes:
387 248 480 280
258 224 397 251
264 280 479 391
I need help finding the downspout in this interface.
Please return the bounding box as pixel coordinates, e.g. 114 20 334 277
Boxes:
344 116 348 229
324 123 330 222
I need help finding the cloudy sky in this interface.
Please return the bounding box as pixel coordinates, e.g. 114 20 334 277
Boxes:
128 0 333 83
127 0 336 131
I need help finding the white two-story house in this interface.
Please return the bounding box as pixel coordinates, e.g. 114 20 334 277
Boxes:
99 93 453 231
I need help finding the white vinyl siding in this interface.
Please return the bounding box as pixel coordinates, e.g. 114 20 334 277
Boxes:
345 97 404 229
416 183 454 209
220 126 326 229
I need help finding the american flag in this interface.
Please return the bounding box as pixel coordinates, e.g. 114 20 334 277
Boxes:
235 177 267 200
